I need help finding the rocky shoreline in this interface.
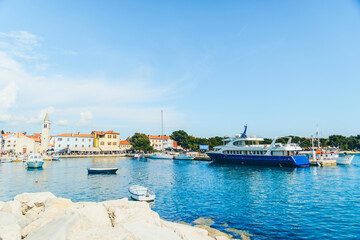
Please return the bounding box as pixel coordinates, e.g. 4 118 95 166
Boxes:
0 192 240 240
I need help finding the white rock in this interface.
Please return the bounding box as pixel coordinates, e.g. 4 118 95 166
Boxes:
103 199 161 227
1 201 22 216
64 203 112 231
38 198 73 219
0 212 30 229
0 223 21 240
14 192 56 213
0 201 5 211
124 222 185 240
24 214 79 240
68 226 138 240
24 206 43 222
161 220 213 240
21 217 53 238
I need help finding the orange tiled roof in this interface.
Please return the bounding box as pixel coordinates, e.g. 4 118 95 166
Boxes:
148 135 171 140
92 130 119 135
57 133 92 138
2 133 11 137
120 140 130 145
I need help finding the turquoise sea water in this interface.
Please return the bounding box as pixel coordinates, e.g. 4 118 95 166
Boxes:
0 156 359 239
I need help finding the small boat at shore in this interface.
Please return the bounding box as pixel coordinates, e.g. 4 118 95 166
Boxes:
175 153 195 160
129 185 155 201
52 156 60 161
87 167 118 174
149 153 173 159
336 154 354 165
25 153 44 168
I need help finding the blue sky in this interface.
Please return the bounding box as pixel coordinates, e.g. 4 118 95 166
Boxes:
0 0 360 139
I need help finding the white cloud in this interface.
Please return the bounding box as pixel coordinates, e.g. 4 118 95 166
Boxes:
0 31 42 60
79 111 93 126
0 30 188 134
57 120 68 126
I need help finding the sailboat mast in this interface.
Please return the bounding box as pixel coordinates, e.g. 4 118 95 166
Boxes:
161 110 163 151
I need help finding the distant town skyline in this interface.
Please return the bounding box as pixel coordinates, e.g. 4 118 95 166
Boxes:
1 1 360 138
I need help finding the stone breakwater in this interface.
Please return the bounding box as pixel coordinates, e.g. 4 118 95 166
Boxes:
0 192 237 240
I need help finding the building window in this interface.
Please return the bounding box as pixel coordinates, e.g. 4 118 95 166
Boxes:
82 145 84 147
88 145 91 147
100 142 104 145
75 138 78 141
58 138 62 141
89 139 91 142
75 145 77 147
67 138 70 141
108 142 111 145
82 139 84 142
113 142 116 145
67 145 69 147
58 144 61 147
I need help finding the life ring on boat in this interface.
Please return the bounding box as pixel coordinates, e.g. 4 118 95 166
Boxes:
264 144 267 148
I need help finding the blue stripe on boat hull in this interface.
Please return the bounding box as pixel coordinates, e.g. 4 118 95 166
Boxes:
206 153 309 167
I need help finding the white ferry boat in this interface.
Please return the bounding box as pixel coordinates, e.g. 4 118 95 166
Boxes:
206 126 310 167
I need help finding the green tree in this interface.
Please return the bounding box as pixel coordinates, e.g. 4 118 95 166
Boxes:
1 130 4 134
129 133 153 152
170 130 190 149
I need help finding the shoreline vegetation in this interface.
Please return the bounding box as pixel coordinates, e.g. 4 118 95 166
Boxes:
0 192 245 240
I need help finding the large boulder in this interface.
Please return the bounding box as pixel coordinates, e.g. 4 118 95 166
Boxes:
38 197 74 219
102 199 161 227
0 224 21 240
24 214 79 240
1 201 22 216
14 192 56 214
21 217 53 238
68 226 139 240
64 203 112 232
161 220 214 240
124 222 183 240
0 212 30 229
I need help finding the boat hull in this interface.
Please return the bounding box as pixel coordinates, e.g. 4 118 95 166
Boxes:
149 155 173 159
26 161 44 168
207 153 310 167
87 168 118 174
336 155 354 165
174 156 195 160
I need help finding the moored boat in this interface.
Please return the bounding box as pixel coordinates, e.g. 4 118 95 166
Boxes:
206 125 310 167
149 153 173 159
175 153 195 160
25 153 44 168
52 156 60 161
129 185 156 201
87 167 118 174
336 154 354 165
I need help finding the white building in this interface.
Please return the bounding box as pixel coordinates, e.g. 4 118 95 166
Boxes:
15 135 41 154
2 132 25 153
148 135 177 151
54 133 94 151
119 140 131 152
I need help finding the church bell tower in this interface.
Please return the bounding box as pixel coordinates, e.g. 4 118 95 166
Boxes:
40 113 51 153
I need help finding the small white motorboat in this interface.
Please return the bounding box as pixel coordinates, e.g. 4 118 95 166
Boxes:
149 153 173 160
336 155 354 165
25 153 44 168
175 153 195 160
129 185 156 201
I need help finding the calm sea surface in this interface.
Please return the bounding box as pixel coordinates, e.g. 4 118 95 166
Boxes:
0 156 359 239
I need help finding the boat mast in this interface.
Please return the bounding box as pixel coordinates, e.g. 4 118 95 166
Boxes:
161 110 164 152
317 128 320 149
